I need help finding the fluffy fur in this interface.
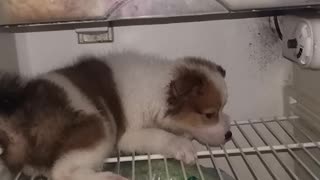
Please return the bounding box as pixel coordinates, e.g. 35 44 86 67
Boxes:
0 52 230 180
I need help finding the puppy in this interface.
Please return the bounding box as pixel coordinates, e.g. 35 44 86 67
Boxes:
0 52 231 180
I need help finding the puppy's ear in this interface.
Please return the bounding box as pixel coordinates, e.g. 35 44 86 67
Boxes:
168 70 206 105
217 65 226 78
0 73 25 115
170 78 202 98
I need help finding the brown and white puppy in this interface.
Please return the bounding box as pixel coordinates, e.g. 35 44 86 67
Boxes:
0 51 230 180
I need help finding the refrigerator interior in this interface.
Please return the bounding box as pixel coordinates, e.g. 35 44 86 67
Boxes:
0 8 320 180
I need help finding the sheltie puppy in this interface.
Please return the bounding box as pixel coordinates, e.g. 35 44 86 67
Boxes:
0 52 231 180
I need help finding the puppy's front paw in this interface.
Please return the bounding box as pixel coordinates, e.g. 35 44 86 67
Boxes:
166 137 196 164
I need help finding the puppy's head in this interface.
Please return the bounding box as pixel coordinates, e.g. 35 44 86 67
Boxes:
166 57 230 146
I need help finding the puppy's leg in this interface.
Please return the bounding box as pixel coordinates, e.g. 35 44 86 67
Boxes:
119 129 196 164
51 115 127 180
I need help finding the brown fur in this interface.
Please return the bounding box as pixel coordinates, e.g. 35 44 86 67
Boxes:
57 58 125 140
0 118 28 174
1 80 104 170
0 59 123 174
57 114 107 154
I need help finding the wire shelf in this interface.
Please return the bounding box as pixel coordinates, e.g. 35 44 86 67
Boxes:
103 116 320 180
15 115 320 180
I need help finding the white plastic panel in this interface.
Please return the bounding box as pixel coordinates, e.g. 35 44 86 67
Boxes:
0 33 19 72
108 0 226 20
221 0 320 10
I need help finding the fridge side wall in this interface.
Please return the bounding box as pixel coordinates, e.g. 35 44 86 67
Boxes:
0 33 19 72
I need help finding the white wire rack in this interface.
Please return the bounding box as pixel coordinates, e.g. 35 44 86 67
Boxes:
15 115 320 180
101 115 320 180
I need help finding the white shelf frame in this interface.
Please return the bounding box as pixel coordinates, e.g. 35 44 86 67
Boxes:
1 3 319 33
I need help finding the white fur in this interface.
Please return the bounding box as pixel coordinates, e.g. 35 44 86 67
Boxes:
41 73 98 114
191 113 230 146
104 52 174 129
118 128 196 164
51 138 125 180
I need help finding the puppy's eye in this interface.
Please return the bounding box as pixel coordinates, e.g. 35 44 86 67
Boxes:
205 112 217 119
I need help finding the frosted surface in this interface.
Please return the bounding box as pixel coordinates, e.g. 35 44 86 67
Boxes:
221 0 320 10
0 0 225 25
1 0 319 25
108 0 226 20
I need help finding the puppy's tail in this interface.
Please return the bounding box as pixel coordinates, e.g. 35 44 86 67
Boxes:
0 73 25 115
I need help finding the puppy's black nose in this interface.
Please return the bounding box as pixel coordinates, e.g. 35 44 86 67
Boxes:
225 131 232 140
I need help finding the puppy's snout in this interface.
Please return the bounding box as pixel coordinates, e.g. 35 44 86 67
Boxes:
225 131 232 140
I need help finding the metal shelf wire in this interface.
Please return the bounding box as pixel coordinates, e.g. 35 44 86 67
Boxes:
103 115 320 180
15 115 320 180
